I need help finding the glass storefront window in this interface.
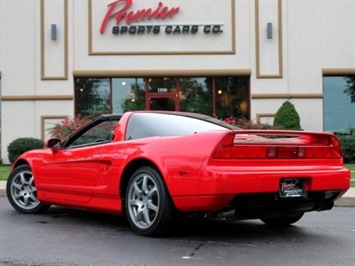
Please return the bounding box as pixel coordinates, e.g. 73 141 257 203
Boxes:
215 77 250 120
179 77 213 115
74 78 110 118
74 76 250 120
149 98 176 111
323 76 355 133
113 78 145 113
148 77 177 93
147 77 178 111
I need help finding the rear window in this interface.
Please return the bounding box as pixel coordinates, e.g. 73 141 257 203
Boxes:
125 113 235 140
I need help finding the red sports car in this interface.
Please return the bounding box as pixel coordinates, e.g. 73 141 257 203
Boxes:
6 111 351 236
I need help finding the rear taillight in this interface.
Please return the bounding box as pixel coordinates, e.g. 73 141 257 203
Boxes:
214 134 272 159
305 135 342 159
213 134 236 159
304 147 342 159
213 133 342 160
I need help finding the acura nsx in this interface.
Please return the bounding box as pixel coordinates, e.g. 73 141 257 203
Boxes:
6 111 351 236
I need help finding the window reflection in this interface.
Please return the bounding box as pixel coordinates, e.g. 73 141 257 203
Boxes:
74 78 110 118
323 76 355 132
148 77 177 93
70 120 117 147
74 76 250 120
113 78 145 113
215 77 250 119
179 78 212 115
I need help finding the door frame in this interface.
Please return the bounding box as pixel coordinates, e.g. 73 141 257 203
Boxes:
145 78 180 111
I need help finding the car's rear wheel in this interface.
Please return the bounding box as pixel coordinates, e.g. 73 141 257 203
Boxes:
6 165 50 214
125 166 174 236
260 212 304 227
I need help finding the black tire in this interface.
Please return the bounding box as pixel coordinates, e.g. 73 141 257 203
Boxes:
6 165 50 214
125 166 174 236
261 212 304 227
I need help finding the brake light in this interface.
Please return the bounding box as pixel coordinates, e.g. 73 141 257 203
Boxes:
330 135 341 148
304 136 342 159
213 133 343 159
214 134 272 159
305 147 341 159
213 134 236 159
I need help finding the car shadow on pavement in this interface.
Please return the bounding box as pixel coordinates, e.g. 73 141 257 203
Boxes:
168 216 303 237
35 206 330 242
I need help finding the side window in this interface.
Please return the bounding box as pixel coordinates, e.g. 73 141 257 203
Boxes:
125 114 146 140
70 120 117 147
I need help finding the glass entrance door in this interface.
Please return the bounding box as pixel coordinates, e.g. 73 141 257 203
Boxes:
149 97 176 111
146 77 179 111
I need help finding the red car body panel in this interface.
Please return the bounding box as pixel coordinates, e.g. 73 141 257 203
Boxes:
12 111 351 217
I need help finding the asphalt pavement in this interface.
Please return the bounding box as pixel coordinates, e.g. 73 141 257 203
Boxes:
1 196 354 266
0 180 354 206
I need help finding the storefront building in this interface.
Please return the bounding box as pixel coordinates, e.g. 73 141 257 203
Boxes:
0 0 354 163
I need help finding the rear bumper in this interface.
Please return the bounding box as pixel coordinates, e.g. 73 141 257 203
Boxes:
230 190 339 219
172 190 342 214
172 165 350 212
199 165 350 195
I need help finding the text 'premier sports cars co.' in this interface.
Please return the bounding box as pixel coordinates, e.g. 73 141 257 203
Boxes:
100 0 224 35
6 112 351 236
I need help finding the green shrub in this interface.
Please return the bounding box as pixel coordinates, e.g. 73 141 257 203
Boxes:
338 136 355 163
273 101 302 130
7 138 44 163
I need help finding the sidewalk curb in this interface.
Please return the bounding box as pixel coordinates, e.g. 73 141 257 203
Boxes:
0 181 354 206
334 197 355 207
0 181 6 197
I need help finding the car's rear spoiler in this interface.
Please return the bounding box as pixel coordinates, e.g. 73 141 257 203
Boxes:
213 130 342 159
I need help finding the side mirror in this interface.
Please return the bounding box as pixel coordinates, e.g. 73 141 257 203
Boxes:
45 138 61 152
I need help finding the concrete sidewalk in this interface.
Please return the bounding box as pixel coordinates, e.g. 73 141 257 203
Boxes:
0 180 354 206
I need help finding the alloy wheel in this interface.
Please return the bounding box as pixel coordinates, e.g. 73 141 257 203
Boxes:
9 170 41 210
127 173 160 230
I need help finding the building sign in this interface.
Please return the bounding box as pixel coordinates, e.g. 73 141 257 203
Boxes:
100 0 181 34
100 0 223 36
89 0 235 55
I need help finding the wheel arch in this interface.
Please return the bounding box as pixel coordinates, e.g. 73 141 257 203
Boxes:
11 159 37 185
119 158 166 212
12 159 30 170
6 162 51 213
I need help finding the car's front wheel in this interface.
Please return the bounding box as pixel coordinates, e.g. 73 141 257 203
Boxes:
6 165 50 214
125 166 174 236
260 212 304 227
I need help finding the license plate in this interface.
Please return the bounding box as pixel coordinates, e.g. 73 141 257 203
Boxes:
279 178 306 198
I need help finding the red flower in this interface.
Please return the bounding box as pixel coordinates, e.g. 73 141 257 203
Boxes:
224 118 231 124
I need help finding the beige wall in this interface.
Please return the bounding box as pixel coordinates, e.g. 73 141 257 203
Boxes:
0 0 354 163
251 0 355 130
